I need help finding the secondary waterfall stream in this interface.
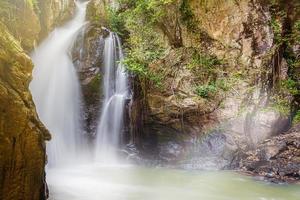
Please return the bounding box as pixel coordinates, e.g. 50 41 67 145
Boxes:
95 32 128 162
29 1 300 200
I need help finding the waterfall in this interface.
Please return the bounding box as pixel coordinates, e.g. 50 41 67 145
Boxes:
95 32 128 162
30 1 89 167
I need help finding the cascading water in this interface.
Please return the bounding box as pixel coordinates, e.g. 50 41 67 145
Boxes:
95 32 128 162
30 1 89 167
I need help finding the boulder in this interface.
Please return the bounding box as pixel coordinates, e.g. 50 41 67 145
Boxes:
240 124 300 183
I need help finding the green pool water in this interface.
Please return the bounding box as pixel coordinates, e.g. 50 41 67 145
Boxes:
48 164 300 200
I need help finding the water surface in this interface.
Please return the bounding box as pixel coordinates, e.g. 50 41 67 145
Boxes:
48 164 300 200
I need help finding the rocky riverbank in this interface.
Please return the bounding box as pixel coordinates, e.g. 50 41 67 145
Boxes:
240 124 300 183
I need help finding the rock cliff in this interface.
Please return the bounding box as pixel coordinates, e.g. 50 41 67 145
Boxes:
0 0 75 199
86 0 299 176
0 22 50 200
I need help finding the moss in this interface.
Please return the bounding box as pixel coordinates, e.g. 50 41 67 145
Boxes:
106 6 128 36
195 83 217 98
187 52 222 70
84 74 102 105
179 0 197 31
281 78 300 96
292 110 300 125
90 74 101 92
270 17 282 44
268 96 291 116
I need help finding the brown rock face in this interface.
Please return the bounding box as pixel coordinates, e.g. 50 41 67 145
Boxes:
38 0 75 39
0 0 41 51
123 0 295 166
131 0 276 134
146 48 222 134
0 22 50 200
0 0 75 51
87 0 110 26
0 0 75 199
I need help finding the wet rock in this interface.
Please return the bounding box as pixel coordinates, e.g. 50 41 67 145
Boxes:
72 24 107 137
159 142 184 162
180 132 230 170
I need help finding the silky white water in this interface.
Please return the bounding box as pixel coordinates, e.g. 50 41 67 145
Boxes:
95 32 128 162
30 1 89 167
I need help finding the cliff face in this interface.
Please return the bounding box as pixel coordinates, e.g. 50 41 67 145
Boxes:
128 0 291 160
38 0 75 39
0 22 50 200
87 0 299 170
0 0 75 51
0 0 75 199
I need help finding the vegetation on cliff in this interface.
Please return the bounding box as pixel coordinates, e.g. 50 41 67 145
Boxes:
100 0 300 125
85 0 300 174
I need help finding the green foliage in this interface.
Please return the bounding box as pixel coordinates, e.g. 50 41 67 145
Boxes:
293 110 300 125
215 78 231 92
179 0 196 31
188 52 222 70
293 20 300 42
123 54 147 76
281 78 300 95
122 51 163 87
118 0 175 26
195 83 217 98
270 95 291 116
277 20 300 98
108 0 169 85
187 51 231 98
270 17 282 44
187 51 224 86
194 78 231 99
106 6 126 36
